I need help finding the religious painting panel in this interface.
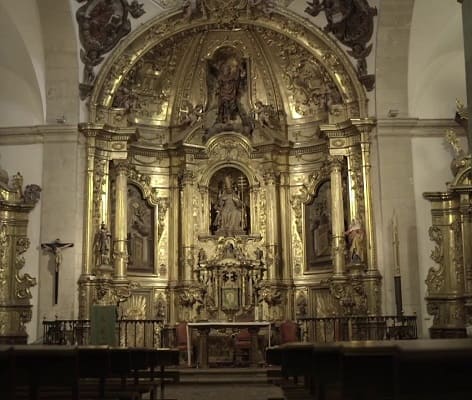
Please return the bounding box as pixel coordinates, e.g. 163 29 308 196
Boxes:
221 288 240 311
127 184 154 273
209 167 250 236
305 180 332 269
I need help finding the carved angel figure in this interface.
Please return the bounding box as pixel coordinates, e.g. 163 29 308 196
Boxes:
180 101 205 126
183 0 206 20
253 101 276 129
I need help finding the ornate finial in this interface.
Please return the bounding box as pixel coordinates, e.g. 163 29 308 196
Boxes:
456 98 468 121
445 129 465 159
0 155 8 186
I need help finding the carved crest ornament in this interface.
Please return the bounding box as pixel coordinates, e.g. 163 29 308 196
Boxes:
76 0 146 99
77 2 379 324
305 0 377 91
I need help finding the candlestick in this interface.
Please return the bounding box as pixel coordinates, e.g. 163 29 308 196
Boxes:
392 210 403 315
392 210 400 276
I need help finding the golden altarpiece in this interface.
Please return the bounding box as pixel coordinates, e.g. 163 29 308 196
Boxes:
0 168 41 344
77 3 380 327
423 105 472 338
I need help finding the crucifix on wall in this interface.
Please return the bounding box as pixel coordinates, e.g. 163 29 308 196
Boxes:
41 238 74 305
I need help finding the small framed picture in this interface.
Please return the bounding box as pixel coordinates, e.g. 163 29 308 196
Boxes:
221 288 239 310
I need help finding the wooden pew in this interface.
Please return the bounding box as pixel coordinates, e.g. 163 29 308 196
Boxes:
395 339 472 400
5 345 80 400
267 339 472 400
0 345 179 400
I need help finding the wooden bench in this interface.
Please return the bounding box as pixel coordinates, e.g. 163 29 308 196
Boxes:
0 345 179 400
267 339 472 400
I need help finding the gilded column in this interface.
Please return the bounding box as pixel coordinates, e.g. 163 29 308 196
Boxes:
355 120 378 273
263 170 280 281
329 156 346 277
346 147 361 223
354 119 381 314
168 172 180 283
113 161 129 280
78 125 99 319
80 127 98 276
180 169 195 282
279 171 292 280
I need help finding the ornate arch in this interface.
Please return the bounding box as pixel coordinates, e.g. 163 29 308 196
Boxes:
88 5 367 125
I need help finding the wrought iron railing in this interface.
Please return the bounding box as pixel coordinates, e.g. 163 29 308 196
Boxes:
297 315 417 343
43 318 165 347
43 315 417 347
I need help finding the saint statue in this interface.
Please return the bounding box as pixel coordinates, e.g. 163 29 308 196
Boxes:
215 57 245 124
214 175 246 237
345 220 365 263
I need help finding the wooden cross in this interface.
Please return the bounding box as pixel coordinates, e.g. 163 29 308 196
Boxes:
41 238 74 305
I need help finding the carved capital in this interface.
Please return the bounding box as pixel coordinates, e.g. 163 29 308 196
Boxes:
263 170 278 185
180 169 195 186
113 160 130 176
328 155 344 172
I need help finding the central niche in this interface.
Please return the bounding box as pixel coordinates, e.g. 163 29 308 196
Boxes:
209 167 250 236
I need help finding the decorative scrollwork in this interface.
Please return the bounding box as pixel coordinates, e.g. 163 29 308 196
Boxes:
15 273 37 299
0 224 8 289
305 0 377 91
93 159 107 223
76 0 146 99
425 226 445 294
329 278 366 316
157 197 169 243
182 0 276 22
450 219 464 285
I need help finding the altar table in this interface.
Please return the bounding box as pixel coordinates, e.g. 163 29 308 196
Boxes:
186 321 271 368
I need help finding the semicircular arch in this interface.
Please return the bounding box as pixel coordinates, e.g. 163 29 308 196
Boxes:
89 6 367 126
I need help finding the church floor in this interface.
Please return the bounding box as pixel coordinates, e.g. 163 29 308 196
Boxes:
155 367 286 400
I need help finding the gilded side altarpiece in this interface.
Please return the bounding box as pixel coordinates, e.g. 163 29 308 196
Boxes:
0 168 41 344
78 1 380 325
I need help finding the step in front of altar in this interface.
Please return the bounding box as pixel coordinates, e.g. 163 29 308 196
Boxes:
171 366 282 385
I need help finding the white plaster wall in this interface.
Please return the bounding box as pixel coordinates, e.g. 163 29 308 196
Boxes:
0 66 44 126
0 0 45 125
408 0 466 118
411 135 456 337
0 144 43 342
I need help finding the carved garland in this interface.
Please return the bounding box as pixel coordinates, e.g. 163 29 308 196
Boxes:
425 226 445 294
450 219 464 285
15 237 37 300
0 223 8 290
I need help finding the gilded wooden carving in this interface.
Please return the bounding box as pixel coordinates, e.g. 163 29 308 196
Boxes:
78 4 378 326
0 167 41 343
